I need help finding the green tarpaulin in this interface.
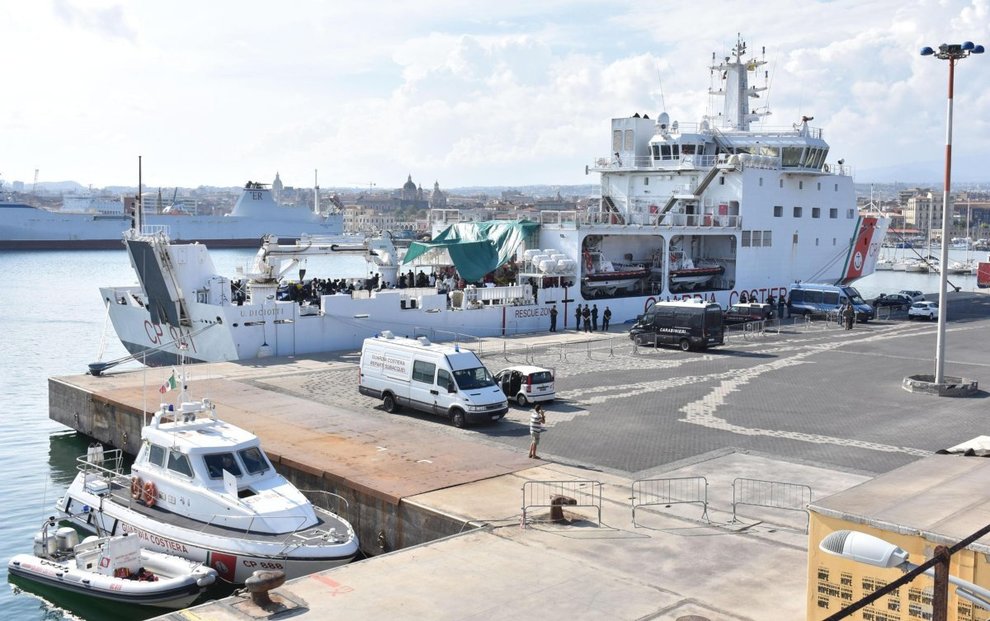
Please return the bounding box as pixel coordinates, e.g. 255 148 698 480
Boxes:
402 220 539 282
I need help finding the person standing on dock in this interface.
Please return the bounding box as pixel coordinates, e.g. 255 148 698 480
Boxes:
843 302 855 330
575 305 582 331
528 405 546 459
591 304 599 332
582 305 592 333
549 305 558 332
602 306 612 331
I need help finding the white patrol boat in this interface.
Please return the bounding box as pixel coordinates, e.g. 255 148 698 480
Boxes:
96 36 887 366
8 516 216 609
56 384 359 583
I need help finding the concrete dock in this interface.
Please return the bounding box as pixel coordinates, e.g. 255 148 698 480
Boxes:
48 292 989 620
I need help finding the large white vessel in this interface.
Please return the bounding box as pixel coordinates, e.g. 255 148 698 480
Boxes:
56 385 359 583
0 182 343 250
97 37 887 366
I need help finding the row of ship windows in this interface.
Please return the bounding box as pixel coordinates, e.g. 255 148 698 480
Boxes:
742 229 840 247
643 177 840 192
773 206 856 219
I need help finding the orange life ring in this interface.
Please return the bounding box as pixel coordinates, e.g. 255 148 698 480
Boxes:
584 253 593 271
131 476 143 500
142 480 157 507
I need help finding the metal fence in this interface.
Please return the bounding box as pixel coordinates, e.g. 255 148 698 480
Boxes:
521 479 603 528
630 476 710 525
731 477 812 533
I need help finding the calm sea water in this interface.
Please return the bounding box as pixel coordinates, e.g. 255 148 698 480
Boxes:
0 245 984 620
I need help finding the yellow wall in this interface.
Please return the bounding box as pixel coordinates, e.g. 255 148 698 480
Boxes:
808 513 990 621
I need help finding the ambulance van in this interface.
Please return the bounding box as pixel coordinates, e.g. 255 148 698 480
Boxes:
358 331 509 427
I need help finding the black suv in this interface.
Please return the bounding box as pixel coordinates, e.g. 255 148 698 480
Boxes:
873 293 913 310
723 303 774 325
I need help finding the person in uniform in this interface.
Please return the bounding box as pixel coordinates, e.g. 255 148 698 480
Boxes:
549 305 558 332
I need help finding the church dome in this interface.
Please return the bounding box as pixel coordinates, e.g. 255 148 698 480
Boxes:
403 174 416 191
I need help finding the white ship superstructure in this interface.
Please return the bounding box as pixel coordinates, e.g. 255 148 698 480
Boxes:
97 37 887 366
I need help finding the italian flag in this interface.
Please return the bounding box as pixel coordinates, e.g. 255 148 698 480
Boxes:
159 371 177 394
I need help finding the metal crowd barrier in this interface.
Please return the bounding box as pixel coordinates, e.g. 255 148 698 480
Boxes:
631 476 710 525
731 477 812 533
521 480 603 528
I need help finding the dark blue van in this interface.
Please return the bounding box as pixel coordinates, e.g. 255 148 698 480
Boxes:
787 283 874 322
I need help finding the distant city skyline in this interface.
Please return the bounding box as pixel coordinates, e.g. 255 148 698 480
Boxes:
3 1 989 189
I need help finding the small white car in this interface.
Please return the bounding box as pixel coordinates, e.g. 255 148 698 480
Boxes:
494 365 555 406
908 300 938 320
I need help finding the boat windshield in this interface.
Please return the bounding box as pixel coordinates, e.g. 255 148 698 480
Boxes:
453 367 496 390
238 447 270 475
204 452 243 479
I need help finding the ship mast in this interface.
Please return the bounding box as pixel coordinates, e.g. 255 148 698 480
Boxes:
709 35 768 131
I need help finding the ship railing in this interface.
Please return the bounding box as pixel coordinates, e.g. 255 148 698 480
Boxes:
76 447 126 483
138 224 170 238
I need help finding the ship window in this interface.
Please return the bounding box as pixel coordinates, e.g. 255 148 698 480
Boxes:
412 360 436 384
817 182 822 191
847 209 855 219
613 130 622 152
779 179 784 188
660 145 671 159
830 208 838 218
760 178 764 187
644 177 649 186
741 231 751 247
833 238 837 246
204 452 243 479
624 130 634 151
149 444 166 467
774 205 783 217
782 147 803 167
167 450 193 478
764 230 772 246
752 231 763 246
835 183 839 191
793 206 803 217
681 144 696 155
799 181 804 190
816 238 820 246
793 232 799 244
812 208 821 218
719 176 725 185
238 447 270 475
651 145 660 159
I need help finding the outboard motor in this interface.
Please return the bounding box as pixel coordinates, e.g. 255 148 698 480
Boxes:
56 527 79 553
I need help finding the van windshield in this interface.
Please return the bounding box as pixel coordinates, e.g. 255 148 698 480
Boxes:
843 287 866 305
453 367 496 390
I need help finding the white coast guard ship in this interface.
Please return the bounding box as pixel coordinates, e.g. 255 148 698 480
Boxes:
96 37 887 366
0 181 342 250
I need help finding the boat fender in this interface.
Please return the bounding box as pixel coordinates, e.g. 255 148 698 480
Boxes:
142 480 157 507
131 476 143 500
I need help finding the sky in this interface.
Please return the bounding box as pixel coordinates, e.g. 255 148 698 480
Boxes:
2 0 990 191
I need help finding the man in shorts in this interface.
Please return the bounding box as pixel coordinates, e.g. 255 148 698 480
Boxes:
528 405 546 459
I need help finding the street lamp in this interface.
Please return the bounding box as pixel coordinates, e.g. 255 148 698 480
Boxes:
820 530 990 610
919 41 984 386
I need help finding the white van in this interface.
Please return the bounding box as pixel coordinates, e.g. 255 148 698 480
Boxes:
358 331 508 427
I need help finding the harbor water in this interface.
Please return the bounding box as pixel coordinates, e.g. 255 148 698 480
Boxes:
0 246 985 620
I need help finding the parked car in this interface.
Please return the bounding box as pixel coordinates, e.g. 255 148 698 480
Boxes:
899 290 925 302
494 365 555 406
723 302 774 325
873 293 913 310
908 300 939 320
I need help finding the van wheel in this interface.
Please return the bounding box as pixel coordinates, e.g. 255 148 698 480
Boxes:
679 339 691 352
383 393 398 413
450 409 466 428
516 394 528 407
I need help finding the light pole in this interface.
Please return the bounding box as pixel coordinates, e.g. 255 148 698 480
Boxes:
920 42 984 386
